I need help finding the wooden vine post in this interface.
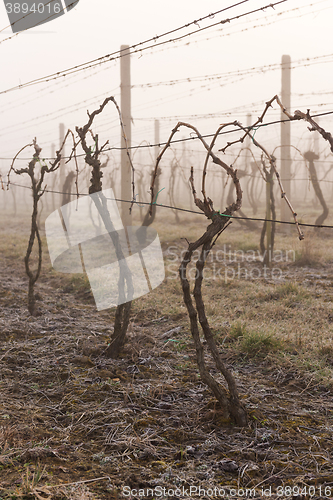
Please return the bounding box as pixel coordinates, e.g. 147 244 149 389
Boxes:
265 165 274 266
260 158 275 266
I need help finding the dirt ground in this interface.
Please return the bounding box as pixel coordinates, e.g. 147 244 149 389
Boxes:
1 218 333 499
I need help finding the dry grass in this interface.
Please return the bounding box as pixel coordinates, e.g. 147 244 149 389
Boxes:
1 209 333 498
1 208 333 386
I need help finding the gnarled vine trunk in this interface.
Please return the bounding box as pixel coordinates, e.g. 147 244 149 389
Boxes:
180 213 248 426
304 150 329 228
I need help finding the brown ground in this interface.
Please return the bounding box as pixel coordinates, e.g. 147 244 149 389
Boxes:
1 217 333 499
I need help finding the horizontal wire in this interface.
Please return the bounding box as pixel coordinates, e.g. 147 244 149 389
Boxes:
1 2 329 141
3 58 331 137
0 0 287 95
2 7 332 141
1 109 333 161
0 2 293 115
131 55 333 89
3 1 299 114
4 181 333 230
0 88 119 136
0 0 250 39
165 0 333 56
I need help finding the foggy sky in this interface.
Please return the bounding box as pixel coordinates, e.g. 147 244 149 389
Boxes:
1 0 333 168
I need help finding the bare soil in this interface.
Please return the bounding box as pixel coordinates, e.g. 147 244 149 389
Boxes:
1 224 333 499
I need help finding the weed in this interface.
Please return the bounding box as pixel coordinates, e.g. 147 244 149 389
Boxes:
276 282 299 296
175 341 189 352
293 237 318 267
174 361 191 371
230 321 247 340
263 282 308 303
240 330 282 358
67 274 91 293
17 463 50 499
318 345 333 366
